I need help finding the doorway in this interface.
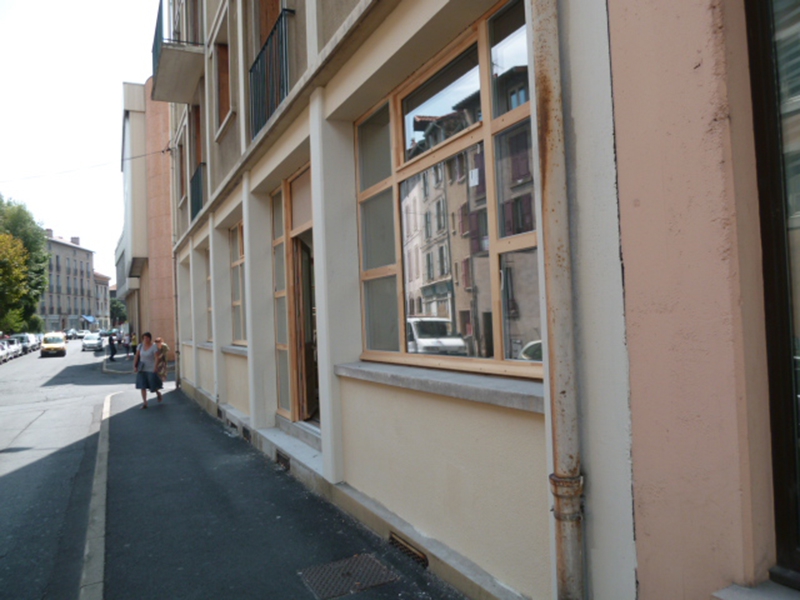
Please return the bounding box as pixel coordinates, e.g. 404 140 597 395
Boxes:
294 229 319 422
272 166 320 426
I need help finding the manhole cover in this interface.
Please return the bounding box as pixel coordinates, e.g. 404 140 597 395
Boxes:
299 553 399 599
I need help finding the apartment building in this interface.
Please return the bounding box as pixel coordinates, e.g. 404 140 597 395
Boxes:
40 232 96 332
93 272 111 331
115 81 176 352
151 0 800 598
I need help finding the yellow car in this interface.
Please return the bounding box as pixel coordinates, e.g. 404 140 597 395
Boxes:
41 332 67 357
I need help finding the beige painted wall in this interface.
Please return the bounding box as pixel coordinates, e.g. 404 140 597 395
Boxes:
340 378 551 599
224 352 250 415
608 0 774 596
181 342 195 383
198 346 215 396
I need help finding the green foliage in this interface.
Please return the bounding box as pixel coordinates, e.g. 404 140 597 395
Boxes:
0 194 48 320
0 233 29 322
26 314 45 333
110 298 127 325
0 308 26 334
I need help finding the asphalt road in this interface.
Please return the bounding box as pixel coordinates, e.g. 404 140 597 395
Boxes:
0 339 117 600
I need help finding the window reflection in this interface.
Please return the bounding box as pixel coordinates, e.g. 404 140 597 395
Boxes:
501 249 541 361
403 46 481 160
400 142 495 357
490 0 529 118
495 121 535 237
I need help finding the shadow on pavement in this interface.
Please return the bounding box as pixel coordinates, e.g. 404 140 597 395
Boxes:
42 362 134 387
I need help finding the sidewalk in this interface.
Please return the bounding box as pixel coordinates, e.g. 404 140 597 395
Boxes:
90 386 466 600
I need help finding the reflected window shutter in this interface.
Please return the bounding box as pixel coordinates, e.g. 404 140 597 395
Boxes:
469 212 480 253
520 193 534 231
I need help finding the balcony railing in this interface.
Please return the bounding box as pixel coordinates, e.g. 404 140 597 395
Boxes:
190 163 206 221
250 9 293 138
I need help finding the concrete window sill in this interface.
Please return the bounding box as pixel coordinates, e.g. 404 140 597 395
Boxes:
334 361 544 414
221 344 248 357
713 581 800 600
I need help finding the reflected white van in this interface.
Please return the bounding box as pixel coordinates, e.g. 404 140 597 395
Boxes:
406 317 467 356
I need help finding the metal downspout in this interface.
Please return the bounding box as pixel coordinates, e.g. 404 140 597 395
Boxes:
531 0 584 597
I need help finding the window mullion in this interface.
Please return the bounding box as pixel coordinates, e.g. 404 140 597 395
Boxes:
478 19 504 362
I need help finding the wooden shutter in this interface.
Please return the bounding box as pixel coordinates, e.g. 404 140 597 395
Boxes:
217 44 230 123
259 0 282 47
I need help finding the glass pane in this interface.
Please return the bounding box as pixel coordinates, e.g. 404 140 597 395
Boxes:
275 295 288 345
495 121 535 237
233 304 242 341
277 348 291 412
490 0 529 118
230 226 240 259
773 0 800 539
291 169 312 229
358 104 392 191
361 188 396 270
403 45 481 161
501 249 541 361
400 141 492 357
274 242 286 292
272 192 284 239
364 276 399 351
231 264 241 302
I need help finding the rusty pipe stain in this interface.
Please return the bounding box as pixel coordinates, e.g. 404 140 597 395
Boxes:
530 0 585 597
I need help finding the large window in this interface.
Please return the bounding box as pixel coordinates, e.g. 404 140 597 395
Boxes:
230 222 246 344
355 0 540 378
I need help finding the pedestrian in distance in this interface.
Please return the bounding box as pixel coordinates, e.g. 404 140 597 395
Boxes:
122 332 131 359
108 332 117 362
133 332 164 409
155 336 169 382
130 331 137 355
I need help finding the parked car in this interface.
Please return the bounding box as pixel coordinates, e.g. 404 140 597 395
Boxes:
76 330 90 339
65 329 78 340
41 332 67 357
11 333 38 354
0 341 9 364
82 333 104 352
5 338 22 359
406 317 468 356
518 340 543 361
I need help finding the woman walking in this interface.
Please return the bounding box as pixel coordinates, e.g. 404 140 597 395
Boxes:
133 332 164 409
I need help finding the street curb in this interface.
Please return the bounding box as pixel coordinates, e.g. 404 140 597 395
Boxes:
79 393 115 600
101 359 134 375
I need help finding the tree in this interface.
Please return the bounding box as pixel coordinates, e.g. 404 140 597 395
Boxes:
110 298 127 325
0 232 29 316
0 195 48 323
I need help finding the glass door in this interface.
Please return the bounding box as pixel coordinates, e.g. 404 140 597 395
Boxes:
749 0 800 587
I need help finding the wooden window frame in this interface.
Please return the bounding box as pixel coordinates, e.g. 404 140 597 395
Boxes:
230 221 247 345
206 249 213 342
271 187 293 421
354 0 541 379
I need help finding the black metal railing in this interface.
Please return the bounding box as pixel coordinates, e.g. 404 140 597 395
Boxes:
250 9 294 138
190 163 206 220
153 0 165 80
152 0 203 81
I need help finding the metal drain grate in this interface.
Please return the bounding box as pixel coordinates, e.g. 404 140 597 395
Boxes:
299 553 399 599
388 533 428 568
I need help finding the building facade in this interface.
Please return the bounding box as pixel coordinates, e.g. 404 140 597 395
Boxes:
93 272 111 331
40 232 96 332
150 0 800 598
115 80 176 352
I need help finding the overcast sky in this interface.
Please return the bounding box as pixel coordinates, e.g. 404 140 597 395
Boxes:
0 0 161 285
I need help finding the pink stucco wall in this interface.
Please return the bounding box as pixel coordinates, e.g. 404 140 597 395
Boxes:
144 78 176 356
607 0 774 596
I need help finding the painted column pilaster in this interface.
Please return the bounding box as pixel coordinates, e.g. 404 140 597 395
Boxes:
309 86 361 483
